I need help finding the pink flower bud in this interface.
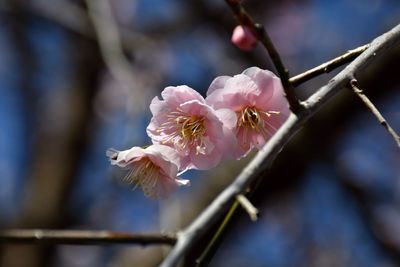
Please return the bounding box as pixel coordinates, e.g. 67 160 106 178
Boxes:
231 25 257 51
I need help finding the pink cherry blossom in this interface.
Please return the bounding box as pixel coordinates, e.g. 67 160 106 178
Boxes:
107 145 189 199
147 85 237 171
231 25 257 51
206 67 290 158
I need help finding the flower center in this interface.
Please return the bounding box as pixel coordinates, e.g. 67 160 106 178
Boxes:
122 157 161 196
237 106 281 136
180 115 206 139
238 106 262 130
158 108 208 154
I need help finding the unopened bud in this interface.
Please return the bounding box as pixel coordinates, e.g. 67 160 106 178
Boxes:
231 25 257 51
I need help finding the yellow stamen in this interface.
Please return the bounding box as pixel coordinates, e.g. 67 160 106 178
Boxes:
157 108 207 154
237 106 281 139
121 157 161 196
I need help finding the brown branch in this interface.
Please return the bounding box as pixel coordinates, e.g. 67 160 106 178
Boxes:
290 44 370 87
160 23 400 267
0 229 176 246
349 79 400 147
224 0 302 113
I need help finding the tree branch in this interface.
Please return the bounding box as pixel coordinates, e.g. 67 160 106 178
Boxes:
160 23 400 267
290 44 370 87
0 229 176 246
349 79 400 147
224 0 302 113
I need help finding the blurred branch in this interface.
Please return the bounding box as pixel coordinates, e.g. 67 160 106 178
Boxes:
1 2 103 266
32 0 92 37
85 0 137 93
224 0 302 113
14 1 369 91
7 0 153 52
160 23 400 267
290 44 370 87
349 79 400 147
0 229 176 246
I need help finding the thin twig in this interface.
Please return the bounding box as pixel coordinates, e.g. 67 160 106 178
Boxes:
236 194 259 221
290 44 370 87
349 79 400 147
224 0 302 113
0 229 176 246
160 23 400 267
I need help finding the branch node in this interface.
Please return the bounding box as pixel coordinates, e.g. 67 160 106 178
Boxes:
236 194 259 221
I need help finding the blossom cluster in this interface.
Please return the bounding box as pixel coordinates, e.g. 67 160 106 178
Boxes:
107 67 290 198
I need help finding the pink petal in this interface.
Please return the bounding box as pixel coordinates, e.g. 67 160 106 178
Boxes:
215 108 237 130
243 67 276 104
207 76 230 96
161 85 204 107
179 99 209 115
124 147 146 161
207 74 261 110
144 175 175 199
225 74 261 99
189 146 222 170
149 96 168 117
107 147 145 167
265 84 290 116
235 128 253 158
252 132 266 149
145 145 180 177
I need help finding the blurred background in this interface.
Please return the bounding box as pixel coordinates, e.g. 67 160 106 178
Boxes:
0 0 399 266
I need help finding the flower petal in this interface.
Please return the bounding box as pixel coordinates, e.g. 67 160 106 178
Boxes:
162 85 204 106
215 108 237 130
243 67 276 104
207 76 230 96
145 145 180 177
